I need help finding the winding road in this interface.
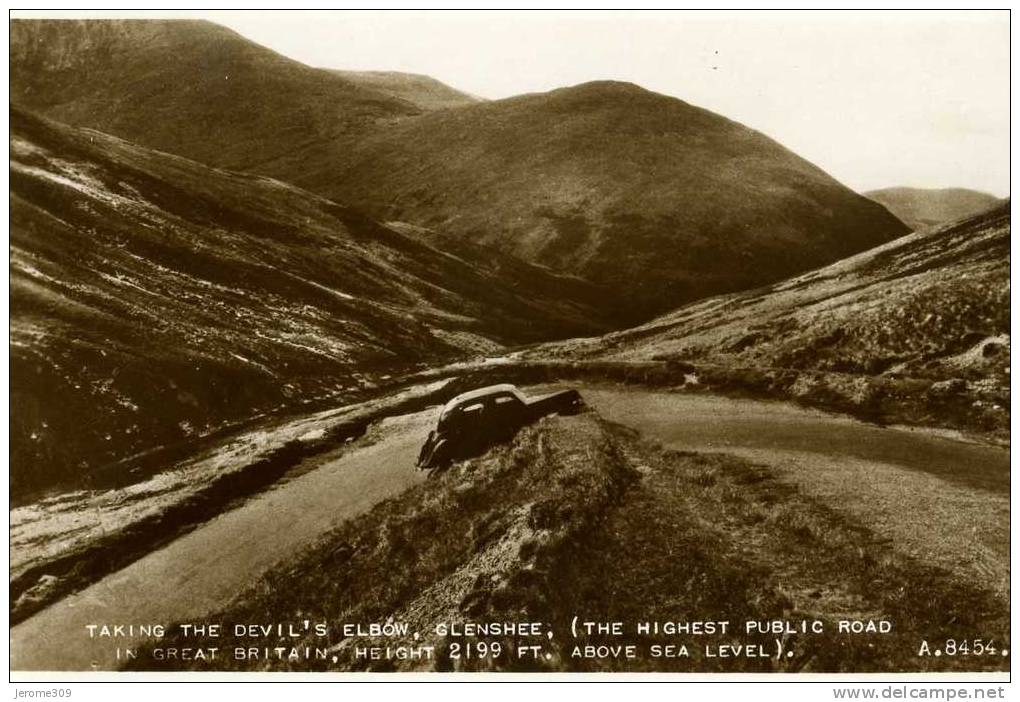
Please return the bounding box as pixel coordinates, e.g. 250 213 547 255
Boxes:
10 385 1009 671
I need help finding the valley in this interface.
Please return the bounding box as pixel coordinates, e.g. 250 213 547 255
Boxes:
11 20 908 318
10 105 613 503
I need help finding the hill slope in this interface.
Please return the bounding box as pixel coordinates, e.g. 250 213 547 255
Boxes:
9 19 422 171
284 81 909 317
536 202 1010 439
865 187 1004 231
12 21 908 320
9 107 613 501
329 70 481 110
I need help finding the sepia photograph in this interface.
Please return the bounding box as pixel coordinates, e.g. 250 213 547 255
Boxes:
6 8 1011 685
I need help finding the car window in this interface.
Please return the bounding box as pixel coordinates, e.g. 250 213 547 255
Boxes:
461 402 485 413
494 396 515 405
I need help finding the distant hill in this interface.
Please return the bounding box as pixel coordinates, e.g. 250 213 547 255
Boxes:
536 201 1010 439
330 70 481 110
289 81 909 317
12 21 909 321
9 107 614 500
865 187 1004 231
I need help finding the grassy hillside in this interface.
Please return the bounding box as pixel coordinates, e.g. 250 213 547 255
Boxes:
130 413 1007 672
289 81 908 317
12 20 908 321
866 187 1004 231
330 70 481 110
9 107 614 501
534 202 1010 440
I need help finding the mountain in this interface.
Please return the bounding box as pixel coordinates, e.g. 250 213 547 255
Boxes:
276 80 911 317
9 19 424 171
865 187 1004 231
12 20 909 321
330 70 481 110
535 202 1010 439
9 107 614 501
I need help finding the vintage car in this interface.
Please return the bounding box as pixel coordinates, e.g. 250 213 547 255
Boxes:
416 384 583 473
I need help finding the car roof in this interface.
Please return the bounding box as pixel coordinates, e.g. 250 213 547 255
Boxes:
441 384 521 414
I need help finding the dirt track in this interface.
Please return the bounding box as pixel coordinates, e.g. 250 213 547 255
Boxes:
10 386 1009 671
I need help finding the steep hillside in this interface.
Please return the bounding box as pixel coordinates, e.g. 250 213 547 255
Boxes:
535 202 1010 438
12 21 908 321
9 107 612 501
330 70 481 110
865 187 1004 231
291 81 909 317
9 19 421 171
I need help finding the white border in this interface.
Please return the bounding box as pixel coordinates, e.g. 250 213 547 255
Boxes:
4 5 1014 689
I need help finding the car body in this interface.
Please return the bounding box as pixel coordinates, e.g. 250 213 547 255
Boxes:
416 384 583 473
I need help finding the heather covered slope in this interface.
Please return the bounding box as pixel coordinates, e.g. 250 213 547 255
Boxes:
865 187 1004 231
300 81 909 316
535 202 1010 439
9 107 613 500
